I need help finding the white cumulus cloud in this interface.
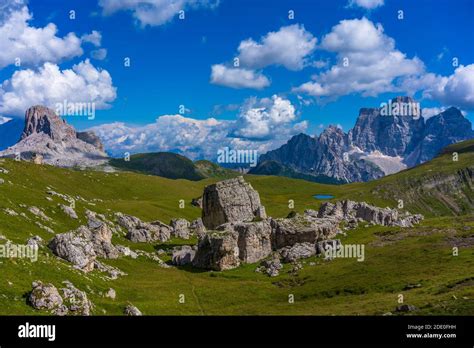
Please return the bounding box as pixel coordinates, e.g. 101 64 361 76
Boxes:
424 64 474 110
98 0 220 27
348 0 384 10
237 24 317 71
293 17 424 99
81 30 102 47
210 64 270 89
0 5 84 69
0 59 117 117
89 95 306 159
231 95 301 139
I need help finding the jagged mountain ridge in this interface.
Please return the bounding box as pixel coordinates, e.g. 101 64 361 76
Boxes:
0 106 108 167
252 97 474 183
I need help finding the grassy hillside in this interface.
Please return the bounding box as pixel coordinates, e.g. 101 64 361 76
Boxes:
194 160 239 180
0 140 472 315
109 152 238 181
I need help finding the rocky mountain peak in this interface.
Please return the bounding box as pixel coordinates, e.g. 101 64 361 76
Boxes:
21 105 76 142
350 97 425 157
319 125 348 155
0 105 107 167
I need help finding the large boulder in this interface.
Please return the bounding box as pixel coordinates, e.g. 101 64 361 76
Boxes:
201 176 267 229
270 214 339 249
116 213 171 243
193 220 272 270
28 280 92 316
48 227 97 272
48 223 119 272
29 281 63 312
192 230 240 271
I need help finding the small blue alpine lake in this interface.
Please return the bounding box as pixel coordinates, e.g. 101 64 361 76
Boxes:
313 194 335 200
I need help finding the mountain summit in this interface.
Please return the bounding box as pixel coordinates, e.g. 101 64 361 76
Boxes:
251 97 474 183
0 106 108 167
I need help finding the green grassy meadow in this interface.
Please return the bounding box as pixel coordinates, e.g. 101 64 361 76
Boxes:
0 140 473 315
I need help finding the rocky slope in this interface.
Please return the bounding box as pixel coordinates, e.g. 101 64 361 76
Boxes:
0 106 108 167
252 97 474 183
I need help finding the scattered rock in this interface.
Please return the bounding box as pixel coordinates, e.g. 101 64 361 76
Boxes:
59 204 78 219
94 261 127 280
279 242 316 263
34 221 55 234
124 304 142 316
316 239 342 256
231 220 273 264
61 281 93 316
105 288 116 300
395 304 418 312
28 206 51 221
318 200 423 227
170 218 191 239
48 227 97 272
27 235 43 248
260 256 283 277
116 245 138 259
116 213 171 243
4 208 18 216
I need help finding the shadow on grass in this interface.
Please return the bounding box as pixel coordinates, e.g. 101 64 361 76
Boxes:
153 243 194 252
173 264 209 274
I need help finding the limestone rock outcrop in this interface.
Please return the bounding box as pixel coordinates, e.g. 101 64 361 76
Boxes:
116 213 171 243
170 218 191 239
192 230 240 271
48 222 118 272
201 176 267 229
317 200 423 227
270 214 339 249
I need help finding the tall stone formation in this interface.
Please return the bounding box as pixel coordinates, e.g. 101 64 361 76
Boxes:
21 105 77 142
0 105 108 167
201 176 267 229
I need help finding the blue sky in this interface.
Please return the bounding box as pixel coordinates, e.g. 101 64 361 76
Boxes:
0 0 473 158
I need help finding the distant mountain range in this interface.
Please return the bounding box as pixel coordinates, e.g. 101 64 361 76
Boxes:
250 96 474 182
1 98 473 183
